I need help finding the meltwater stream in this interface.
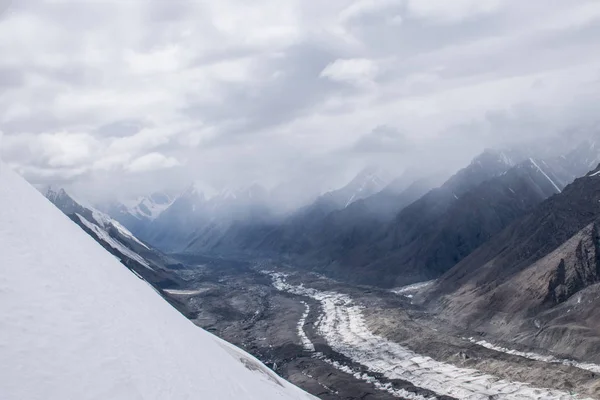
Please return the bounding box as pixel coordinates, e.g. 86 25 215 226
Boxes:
266 272 591 400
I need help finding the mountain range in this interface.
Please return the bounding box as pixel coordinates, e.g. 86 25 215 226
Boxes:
162 142 598 287
96 138 600 291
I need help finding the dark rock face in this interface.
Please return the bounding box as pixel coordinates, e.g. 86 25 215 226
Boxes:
316 148 595 287
276 151 562 287
544 228 600 306
427 167 600 359
432 167 600 300
357 158 560 285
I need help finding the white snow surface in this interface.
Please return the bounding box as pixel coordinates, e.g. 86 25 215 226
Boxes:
268 272 592 400
124 196 174 220
0 164 315 400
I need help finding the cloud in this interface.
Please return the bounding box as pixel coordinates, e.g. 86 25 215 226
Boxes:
406 0 502 23
126 152 180 173
37 132 98 168
0 0 9 13
320 58 379 86
184 40 349 137
0 0 599 201
352 125 410 153
1 131 98 170
95 119 147 138
340 0 403 25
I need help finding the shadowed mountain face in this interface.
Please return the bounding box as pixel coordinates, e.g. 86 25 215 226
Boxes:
181 150 523 284
313 151 564 287
431 167 600 301
321 166 391 209
137 183 275 252
167 146 600 288
427 166 600 359
182 167 396 254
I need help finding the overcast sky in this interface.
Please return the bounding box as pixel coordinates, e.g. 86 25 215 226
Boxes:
1 0 600 201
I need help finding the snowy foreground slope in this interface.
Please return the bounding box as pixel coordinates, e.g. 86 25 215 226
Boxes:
0 164 315 400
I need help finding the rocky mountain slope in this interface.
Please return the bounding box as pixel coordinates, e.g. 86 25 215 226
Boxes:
427 166 600 360
354 155 574 286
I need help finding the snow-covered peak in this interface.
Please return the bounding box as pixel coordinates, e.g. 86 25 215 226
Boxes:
326 165 391 208
122 192 175 221
43 185 68 202
354 164 384 181
471 148 521 168
0 163 315 400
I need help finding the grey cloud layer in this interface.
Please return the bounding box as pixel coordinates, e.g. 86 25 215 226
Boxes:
1 0 600 200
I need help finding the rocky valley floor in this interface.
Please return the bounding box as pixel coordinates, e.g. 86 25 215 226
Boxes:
161 256 600 400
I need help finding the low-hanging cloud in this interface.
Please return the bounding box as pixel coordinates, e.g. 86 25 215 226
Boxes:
320 58 380 86
352 125 411 153
126 152 181 173
0 0 599 201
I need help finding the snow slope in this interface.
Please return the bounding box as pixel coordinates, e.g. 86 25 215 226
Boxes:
0 163 315 400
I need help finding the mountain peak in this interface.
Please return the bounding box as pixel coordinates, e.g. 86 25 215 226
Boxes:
42 185 69 202
472 148 522 168
323 166 391 209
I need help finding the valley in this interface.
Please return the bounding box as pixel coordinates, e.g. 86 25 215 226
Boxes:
162 256 600 400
